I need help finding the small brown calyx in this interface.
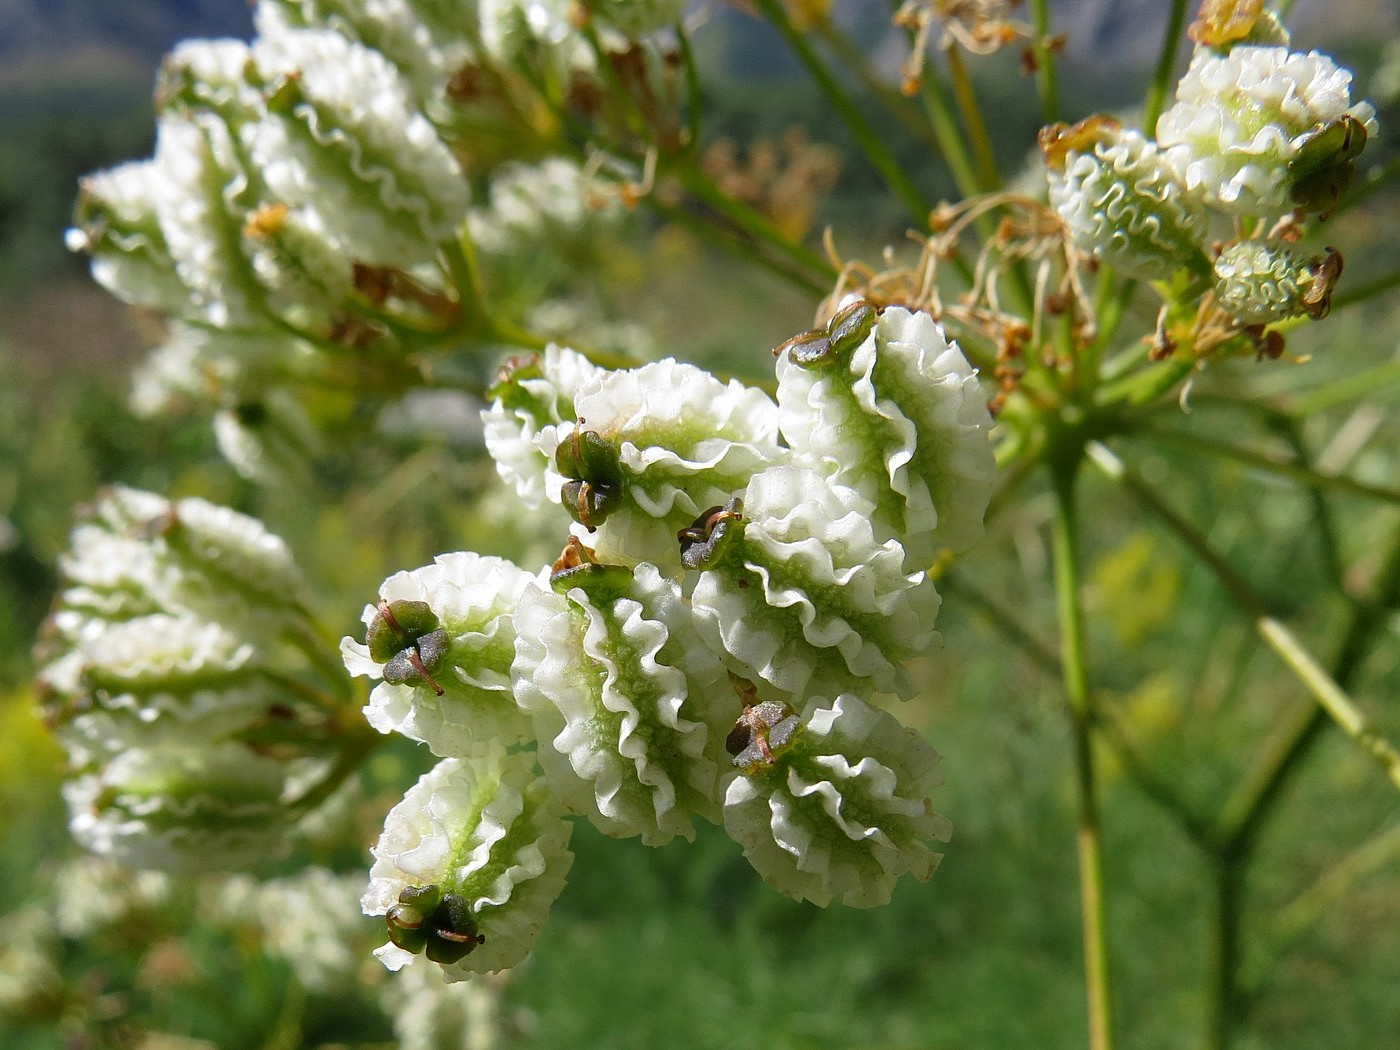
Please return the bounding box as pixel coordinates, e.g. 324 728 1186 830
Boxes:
548 536 634 600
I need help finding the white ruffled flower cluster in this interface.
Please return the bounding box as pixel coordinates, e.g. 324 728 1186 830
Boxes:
1156 45 1378 217
38 487 332 872
1044 33 1375 326
346 300 991 977
66 1 645 488
1044 119 1210 282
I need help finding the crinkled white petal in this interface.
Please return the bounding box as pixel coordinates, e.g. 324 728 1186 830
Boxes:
55 484 307 630
777 307 995 565
511 564 729 845
254 0 475 109
722 693 950 908
470 158 623 258
54 683 272 769
482 345 605 508
348 552 537 756
1212 240 1318 324
1047 129 1211 280
364 752 574 977
69 159 189 313
247 27 471 269
541 359 785 562
65 742 292 874
1156 45 1378 215
151 114 262 327
690 465 941 700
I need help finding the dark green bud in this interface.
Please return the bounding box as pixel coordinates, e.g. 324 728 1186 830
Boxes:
825 300 878 357
678 498 745 571
549 537 634 600
554 428 622 485
1288 115 1368 214
385 884 485 964
369 600 448 695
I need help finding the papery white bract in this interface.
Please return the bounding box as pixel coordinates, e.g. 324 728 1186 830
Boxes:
723 693 951 908
363 751 574 978
343 552 538 757
511 562 730 845
777 306 997 566
688 464 941 701
1156 45 1378 216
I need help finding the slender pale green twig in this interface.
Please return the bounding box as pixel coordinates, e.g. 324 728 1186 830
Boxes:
1087 442 1400 795
1049 453 1116 1050
915 58 982 201
752 0 929 224
1284 357 1400 418
1205 519 1400 1047
1332 266 1400 310
645 191 831 297
672 164 836 281
812 18 940 150
944 46 1000 192
1269 819 1400 953
1127 426 1400 506
285 721 385 816
942 569 1215 846
1027 0 1060 122
1143 0 1191 131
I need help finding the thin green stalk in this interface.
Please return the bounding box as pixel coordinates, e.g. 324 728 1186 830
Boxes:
1205 852 1247 1050
812 18 940 151
943 568 1214 846
916 59 982 201
1143 0 1191 131
752 0 929 224
1087 441 1400 795
1270 819 1400 951
1027 0 1060 122
1285 357 1400 418
1127 426 1400 507
944 45 1000 191
286 721 385 817
645 191 831 297
1049 454 1116 1050
673 164 836 281
1331 265 1400 310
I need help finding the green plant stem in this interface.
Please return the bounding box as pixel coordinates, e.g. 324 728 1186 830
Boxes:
286 721 385 817
942 569 1215 846
672 164 836 281
1284 357 1400 418
645 191 831 297
752 0 929 225
1049 453 1116 1050
1270 819 1400 951
944 45 1000 191
915 58 982 202
1143 0 1191 131
1087 441 1400 794
1127 426 1400 506
1028 0 1060 122
812 18 940 151
1331 265 1400 310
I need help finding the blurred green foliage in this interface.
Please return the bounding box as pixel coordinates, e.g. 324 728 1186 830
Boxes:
2 14 1400 1050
